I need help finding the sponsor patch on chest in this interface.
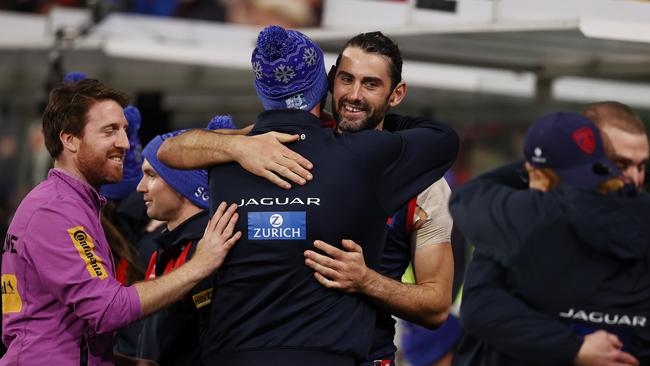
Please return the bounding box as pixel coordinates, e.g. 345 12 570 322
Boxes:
248 211 306 240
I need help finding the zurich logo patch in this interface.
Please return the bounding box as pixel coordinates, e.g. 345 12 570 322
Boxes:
248 211 306 240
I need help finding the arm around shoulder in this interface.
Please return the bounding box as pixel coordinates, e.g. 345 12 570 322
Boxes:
377 121 459 214
158 129 241 169
158 128 313 189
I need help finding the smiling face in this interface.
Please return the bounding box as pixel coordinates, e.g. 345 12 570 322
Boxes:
136 159 185 223
75 100 129 189
332 46 406 133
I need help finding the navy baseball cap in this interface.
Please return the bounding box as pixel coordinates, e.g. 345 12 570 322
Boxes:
523 112 621 190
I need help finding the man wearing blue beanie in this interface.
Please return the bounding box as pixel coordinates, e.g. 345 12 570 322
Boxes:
135 116 234 366
157 25 458 366
251 26 329 112
160 28 458 366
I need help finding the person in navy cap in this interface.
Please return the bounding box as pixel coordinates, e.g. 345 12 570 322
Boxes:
451 103 650 366
449 112 649 366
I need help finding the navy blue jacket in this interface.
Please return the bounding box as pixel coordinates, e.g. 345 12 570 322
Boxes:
366 198 415 364
449 162 650 366
137 211 212 366
364 113 424 363
203 109 458 366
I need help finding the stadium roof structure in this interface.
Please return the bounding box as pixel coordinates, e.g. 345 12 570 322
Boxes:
2 0 650 106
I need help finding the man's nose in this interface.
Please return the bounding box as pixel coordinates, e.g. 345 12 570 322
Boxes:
625 167 643 188
116 128 130 150
136 176 147 193
348 82 362 101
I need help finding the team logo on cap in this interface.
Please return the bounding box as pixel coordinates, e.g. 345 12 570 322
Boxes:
531 147 546 164
572 127 596 154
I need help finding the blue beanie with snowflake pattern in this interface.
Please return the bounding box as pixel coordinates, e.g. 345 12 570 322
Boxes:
252 25 328 112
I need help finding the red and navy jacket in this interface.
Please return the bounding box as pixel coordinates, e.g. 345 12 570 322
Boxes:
203 109 459 366
367 198 418 363
363 113 434 363
136 211 212 366
450 162 650 366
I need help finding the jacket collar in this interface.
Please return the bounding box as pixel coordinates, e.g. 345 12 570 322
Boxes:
50 168 106 211
253 109 323 132
154 211 209 250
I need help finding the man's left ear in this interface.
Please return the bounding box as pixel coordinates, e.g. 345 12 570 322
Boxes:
327 65 337 94
60 131 80 154
389 81 407 108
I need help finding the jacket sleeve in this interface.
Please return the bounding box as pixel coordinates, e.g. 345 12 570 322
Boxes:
461 252 582 365
22 203 142 334
343 117 459 215
449 161 552 265
382 113 427 132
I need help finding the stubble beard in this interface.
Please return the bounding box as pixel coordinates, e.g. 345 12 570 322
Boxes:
333 96 390 133
77 142 124 190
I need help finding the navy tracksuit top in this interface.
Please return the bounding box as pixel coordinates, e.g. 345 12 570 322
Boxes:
365 113 436 363
137 211 211 366
368 198 416 363
203 109 459 366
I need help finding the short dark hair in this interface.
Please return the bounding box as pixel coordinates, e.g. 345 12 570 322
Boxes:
582 101 646 135
43 79 129 159
336 31 403 90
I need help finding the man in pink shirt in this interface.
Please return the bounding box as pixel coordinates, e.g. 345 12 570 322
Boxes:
1 78 240 365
